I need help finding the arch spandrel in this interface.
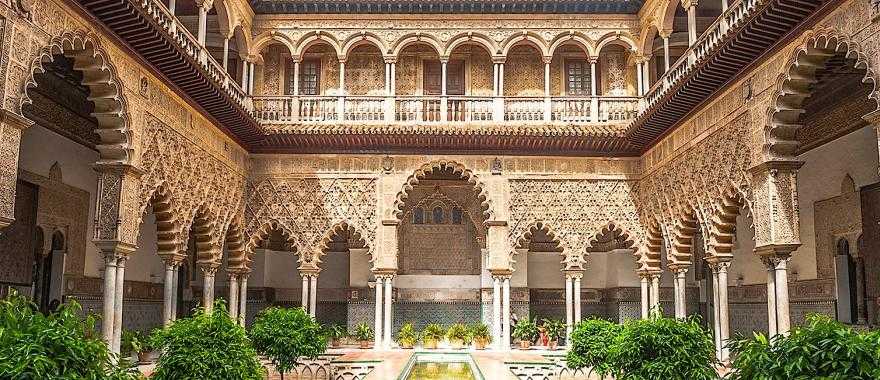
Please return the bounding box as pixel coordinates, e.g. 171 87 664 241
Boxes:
392 160 493 223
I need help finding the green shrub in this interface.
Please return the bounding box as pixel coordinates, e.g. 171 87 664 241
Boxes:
512 316 539 343
353 322 374 342
323 323 347 343
566 318 621 377
608 316 717 380
150 301 263 380
422 323 446 342
726 314 880 380
250 307 327 380
397 322 419 347
467 322 491 344
0 291 140 379
542 318 566 342
446 323 469 343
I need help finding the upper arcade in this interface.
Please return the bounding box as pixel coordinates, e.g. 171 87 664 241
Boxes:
78 0 829 154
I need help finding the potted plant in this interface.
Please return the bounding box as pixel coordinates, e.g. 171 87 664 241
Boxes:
396 322 419 349
512 317 539 350
421 323 445 349
542 318 565 350
446 323 469 349
468 322 491 350
324 324 347 348
354 322 374 349
249 307 326 380
121 330 142 362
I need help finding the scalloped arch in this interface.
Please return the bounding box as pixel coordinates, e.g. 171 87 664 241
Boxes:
243 219 298 261
515 222 565 253
313 221 371 264
392 160 493 222
138 183 182 259
24 32 132 165
765 30 880 160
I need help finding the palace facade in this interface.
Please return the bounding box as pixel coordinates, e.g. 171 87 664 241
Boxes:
0 0 878 364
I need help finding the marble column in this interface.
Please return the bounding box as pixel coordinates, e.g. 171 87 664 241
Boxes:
301 275 309 311
238 274 248 326
711 265 722 360
856 257 868 324
650 274 660 311
222 37 229 70
162 260 178 326
574 274 582 323
773 257 791 334
672 267 687 319
309 274 318 318
636 61 644 96
565 274 573 339
716 262 731 361
201 265 217 313
228 273 240 319
101 253 118 346
374 275 384 350
196 5 208 47
639 275 649 319
383 275 393 349
765 258 778 336
662 35 670 72
502 276 511 350
492 276 502 350
171 264 179 320
112 257 127 354
686 2 698 46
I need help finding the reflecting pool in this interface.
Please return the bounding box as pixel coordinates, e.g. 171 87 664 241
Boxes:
399 353 483 380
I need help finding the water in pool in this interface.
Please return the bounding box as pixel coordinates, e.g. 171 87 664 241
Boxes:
404 361 477 380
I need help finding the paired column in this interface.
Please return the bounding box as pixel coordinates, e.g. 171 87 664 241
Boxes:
247 62 255 95
661 32 671 73
492 275 502 349
762 255 792 335
565 274 574 340
97 241 135 355
638 270 661 318
706 257 731 361
383 275 393 349
685 0 699 46
300 270 320 317
373 275 384 349
639 274 650 318
502 275 511 350
670 266 688 319
228 273 240 319
441 57 449 122
491 272 512 350
383 58 396 122
543 57 552 121
200 264 218 313
636 59 645 97
338 60 347 119
238 273 249 326
161 258 182 326
492 60 505 121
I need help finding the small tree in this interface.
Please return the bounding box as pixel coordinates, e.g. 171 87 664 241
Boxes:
0 291 140 379
726 314 880 380
566 318 621 377
608 315 717 380
150 300 263 380
249 307 327 380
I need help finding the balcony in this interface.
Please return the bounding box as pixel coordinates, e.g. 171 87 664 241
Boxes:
253 95 639 125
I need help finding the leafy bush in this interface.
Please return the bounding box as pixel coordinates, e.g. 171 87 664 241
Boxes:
512 316 539 343
0 291 140 379
353 322 374 342
446 323 469 343
726 314 880 380
608 316 717 380
250 307 327 380
542 318 566 341
323 323 347 342
150 301 263 380
468 322 491 344
422 323 446 342
397 322 419 347
566 318 621 377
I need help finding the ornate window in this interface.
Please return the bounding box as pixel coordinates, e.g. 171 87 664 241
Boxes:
413 207 425 224
286 59 321 95
433 206 444 224
566 59 591 96
451 208 463 225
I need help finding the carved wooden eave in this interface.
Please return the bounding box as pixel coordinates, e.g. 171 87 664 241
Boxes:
250 0 646 14
254 123 639 155
626 0 832 150
78 0 264 146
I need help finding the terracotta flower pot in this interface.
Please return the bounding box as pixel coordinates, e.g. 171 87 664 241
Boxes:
474 338 488 350
548 340 558 350
519 340 531 350
399 341 414 349
423 338 438 349
331 340 341 349
359 340 371 349
450 339 463 349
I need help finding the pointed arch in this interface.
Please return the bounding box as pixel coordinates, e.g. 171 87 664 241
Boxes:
313 221 371 264
443 32 500 57
24 31 132 164
667 207 700 268
548 31 596 58
243 219 297 259
223 217 247 270
139 183 182 259
501 31 550 57
706 189 753 260
390 33 444 57
185 204 220 265
392 160 492 222
342 31 389 57
765 30 880 160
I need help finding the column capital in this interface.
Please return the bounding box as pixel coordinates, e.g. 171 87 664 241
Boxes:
199 263 220 276
492 56 507 64
658 28 674 39
383 56 398 64
748 160 804 175
159 253 186 267
92 162 145 178
681 0 698 8
756 244 797 261
95 240 137 261
542 55 553 64
705 255 732 269
637 268 661 280
0 109 33 131
439 55 450 63
490 269 512 280
667 264 690 274
563 269 584 280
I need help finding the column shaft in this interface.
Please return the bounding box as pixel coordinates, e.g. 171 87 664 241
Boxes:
663 37 670 72
543 62 550 96
202 269 216 313
674 269 687 319
222 38 229 70
238 275 248 326
766 261 778 336
502 278 511 350
102 255 118 347
309 275 318 318
650 276 660 310
112 258 126 354
492 277 502 350
248 62 255 95
717 265 731 361
712 268 722 361
293 61 300 96
171 266 179 320
383 276 393 349
640 276 649 319
774 259 791 334
301 275 309 310
687 6 698 45
197 6 208 46
374 276 383 350
589 61 597 96
492 63 499 96
636 62 644 97
565 276 573 340
574 277 582 323
228 274 240 319
163 262 175 326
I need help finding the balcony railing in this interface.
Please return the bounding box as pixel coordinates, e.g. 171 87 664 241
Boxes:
642 0 758 111
253 95 639 125
139 0 251 112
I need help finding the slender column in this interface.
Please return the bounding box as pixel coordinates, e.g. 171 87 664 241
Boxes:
856 257 868 324
589 60 597 95
773 257 791 334
374 275 383 350
338 60 346 94
238 274 248 326
498 63 505 95
247 62 255 95
543 61 550 96
196 5 208 47
201 265 217 313
543 59 552 121
301 275 309 310
642 59 651 93
222 37 229 70
662 36 671 73
383 275 393 349
687 2 698 46
716 262 731 361
384 62 390 94
228 273 240 319
241 60 248 87
440 59 448 122
502 277 511 350
711 266 722 360
171 264 179 320
492 63 499 96
492 276 502 350
441 60 448 96
639 275 649 319
292 60 300 96
765 258 778 336
162 261 177 326
112 257 127 354
309 274 318 318
650 275 660 310
589 59 599 122
390 62 396 95
102 254 118 345
565 275 573 339
672 267 687 319
168 0 176 15
574 275 582 323
636 61 644 96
